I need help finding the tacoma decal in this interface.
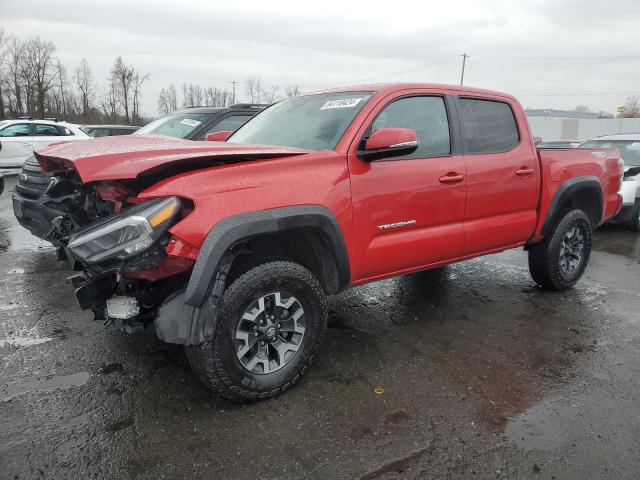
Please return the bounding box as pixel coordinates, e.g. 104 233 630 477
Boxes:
377 220 417 230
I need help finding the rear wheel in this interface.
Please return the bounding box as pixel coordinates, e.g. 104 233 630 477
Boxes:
528 209 592 290
626 200 640 232
186 260 327 402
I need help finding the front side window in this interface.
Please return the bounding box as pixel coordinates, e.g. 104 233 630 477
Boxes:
459 98 519 154
35 124 62 136
580 140 640 167
229 92 374 150
0 123 30 137
134 113 215 139
202 115 252 139
369 96 451 158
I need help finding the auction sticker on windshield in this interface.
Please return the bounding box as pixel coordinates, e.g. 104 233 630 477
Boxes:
320 98 363 110
179 118 202 127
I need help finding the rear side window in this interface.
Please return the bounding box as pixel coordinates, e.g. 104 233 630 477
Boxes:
35 124 62 136
370 96 451 158
459 98 519 154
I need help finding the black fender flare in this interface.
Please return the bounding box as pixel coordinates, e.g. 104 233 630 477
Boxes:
540 175 603 235
184 205 351 307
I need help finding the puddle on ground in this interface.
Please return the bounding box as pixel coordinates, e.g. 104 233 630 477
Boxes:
0 336 53 348
0 371 91 402
592 228 640 262
504 397 579 451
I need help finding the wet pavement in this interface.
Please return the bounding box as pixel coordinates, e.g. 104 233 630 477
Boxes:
1 174 639 479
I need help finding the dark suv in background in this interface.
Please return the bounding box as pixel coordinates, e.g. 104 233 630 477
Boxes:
133 104 267 140
13 103 266 244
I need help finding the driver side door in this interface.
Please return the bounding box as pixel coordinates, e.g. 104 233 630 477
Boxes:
348 92 467 281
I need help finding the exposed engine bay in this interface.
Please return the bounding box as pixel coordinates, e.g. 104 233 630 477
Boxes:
40 170 194 334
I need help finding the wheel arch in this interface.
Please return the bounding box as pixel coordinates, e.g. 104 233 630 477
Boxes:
184 205 351 308
540 176 603 236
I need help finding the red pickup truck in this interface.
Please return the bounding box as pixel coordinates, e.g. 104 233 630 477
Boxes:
18 83 623 401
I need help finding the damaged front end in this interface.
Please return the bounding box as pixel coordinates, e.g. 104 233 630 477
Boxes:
40 175 199 340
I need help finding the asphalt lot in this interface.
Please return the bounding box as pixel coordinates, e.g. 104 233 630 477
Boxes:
1 174 639 480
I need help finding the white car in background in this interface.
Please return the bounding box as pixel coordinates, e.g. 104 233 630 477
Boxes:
580 134 640 232
0 118 90 168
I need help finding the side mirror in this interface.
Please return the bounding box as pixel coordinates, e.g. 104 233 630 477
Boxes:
205 131 233 142
357 128 418 161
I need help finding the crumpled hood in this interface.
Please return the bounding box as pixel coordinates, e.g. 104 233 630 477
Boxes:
34 135 310 182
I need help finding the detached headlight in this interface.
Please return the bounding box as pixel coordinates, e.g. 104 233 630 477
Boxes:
68 197 181 263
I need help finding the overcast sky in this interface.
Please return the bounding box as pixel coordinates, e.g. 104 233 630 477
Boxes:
1 0 639 117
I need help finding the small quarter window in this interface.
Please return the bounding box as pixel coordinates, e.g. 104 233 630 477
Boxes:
35 124 62 136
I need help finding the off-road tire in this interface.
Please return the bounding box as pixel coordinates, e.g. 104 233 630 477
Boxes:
186 261 327 402
626 200 640 232
528 209 592 290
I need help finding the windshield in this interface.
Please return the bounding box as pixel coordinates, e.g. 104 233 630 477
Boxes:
229 92 374 150
134 113 213 138
580 140 640 166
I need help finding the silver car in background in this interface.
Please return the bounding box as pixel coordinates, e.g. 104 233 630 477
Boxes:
580 134 640 231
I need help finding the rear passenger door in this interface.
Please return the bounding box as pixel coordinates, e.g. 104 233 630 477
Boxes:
31 123 66 152
457 96 540 253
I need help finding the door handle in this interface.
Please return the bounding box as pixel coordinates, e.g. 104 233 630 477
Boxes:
439 173 464 184
515 167 534 177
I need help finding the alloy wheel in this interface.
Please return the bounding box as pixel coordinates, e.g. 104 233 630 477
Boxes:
559 226 584 275
234 292 306 374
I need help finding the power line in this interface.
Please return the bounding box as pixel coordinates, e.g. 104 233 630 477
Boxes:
473 54 640 61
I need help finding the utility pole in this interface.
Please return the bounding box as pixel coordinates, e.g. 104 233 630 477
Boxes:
460 53 469 86
230 80 238 105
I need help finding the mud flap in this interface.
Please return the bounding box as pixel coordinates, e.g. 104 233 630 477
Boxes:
154 289 217 345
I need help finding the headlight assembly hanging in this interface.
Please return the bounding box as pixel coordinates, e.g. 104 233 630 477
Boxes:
68 196 181 264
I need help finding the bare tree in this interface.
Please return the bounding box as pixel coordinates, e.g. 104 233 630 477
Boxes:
157 88 170 115
203 86 231 107
53 58 68 119
6 37 25 116
182 83 204 107
166 84 177 111
23 37 57 119
284 85 301 98
111 56 135 123
158 84 180 114
132 71 150 124
620 96 640 118
74 58 95 122
101 78 120 122
244 76 262 103
0 29 9 119
261 85 280 104
573 105 591 113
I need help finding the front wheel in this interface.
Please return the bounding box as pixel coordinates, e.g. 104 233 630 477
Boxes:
186 261 327 402
528 209 592 290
